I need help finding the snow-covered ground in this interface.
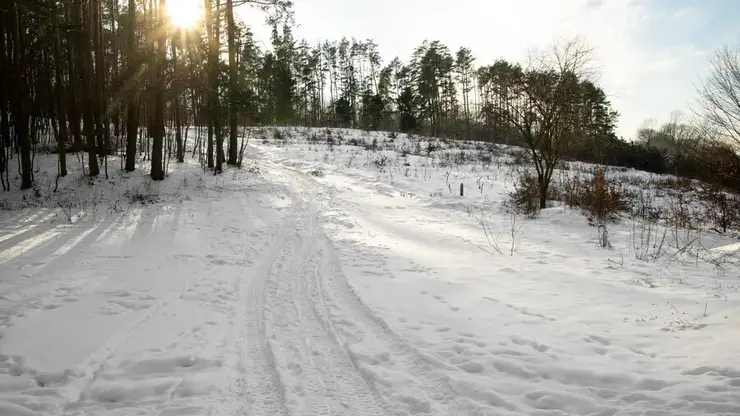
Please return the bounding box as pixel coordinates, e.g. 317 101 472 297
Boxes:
1 128 739 416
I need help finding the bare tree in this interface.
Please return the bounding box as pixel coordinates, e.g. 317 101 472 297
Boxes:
696 45 740 149
495 37 596 209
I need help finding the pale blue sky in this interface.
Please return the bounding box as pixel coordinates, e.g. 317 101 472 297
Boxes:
242 0 740 139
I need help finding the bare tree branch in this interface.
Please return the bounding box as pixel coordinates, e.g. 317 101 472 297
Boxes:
696 45 740 149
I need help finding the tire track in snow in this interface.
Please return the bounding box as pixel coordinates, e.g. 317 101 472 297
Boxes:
230 209 297 416
211 172 300 416
260 175 388 416
269 161 486 415
316 238 470 415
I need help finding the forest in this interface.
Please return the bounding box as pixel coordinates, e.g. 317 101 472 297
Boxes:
1 1 740 193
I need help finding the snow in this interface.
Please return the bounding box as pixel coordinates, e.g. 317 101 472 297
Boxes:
1 127 739 415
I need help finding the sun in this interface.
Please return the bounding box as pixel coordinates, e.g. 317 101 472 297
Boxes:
165 0 203 29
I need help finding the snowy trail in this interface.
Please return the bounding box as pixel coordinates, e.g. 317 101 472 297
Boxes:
265 163 495 415
262 176 389 416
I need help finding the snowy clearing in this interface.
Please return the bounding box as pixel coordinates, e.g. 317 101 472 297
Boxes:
1 128 740 416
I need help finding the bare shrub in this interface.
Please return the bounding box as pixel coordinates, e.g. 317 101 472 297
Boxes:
125 182 159 206
467 211 521 256
56 191 78 222
479 213 504 256
654 177 693 192
509 212 522 255
508 172 540 219
662 301 706 332
634 190 661 222
426 142 439 156
509 148 530 166
665 192 694 230
700 185 739 233
630 219 668 262
373 154 389 172
555 167 633 224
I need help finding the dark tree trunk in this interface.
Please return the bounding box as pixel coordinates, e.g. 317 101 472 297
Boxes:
76 0 99 176
172 37 183 162
226 0 238 165
94 0 109 174
65 4 83 152
92 0 106 160
10 0 33 189
538 173 548 209
0 13 9 182
214 0 223 173
125 0 138 172
51 0 68 177
150 0 166 181
205 0 217 170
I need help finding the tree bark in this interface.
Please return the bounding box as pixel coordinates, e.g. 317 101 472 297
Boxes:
93 0 108 172
150 0 166 180
10 0 33 189
125 0 138 171
172 37 184 162
65 0 83 152
0 13 9 184
51 0 68 177
214 0 224 173
76 0 99 176
226 0 238 165
205 0 220 171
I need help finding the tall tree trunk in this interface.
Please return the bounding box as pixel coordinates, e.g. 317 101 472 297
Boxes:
0 14 9 184
111 0 121 139
65 1 83 152
93 0 108 170
125 0 138 171
205 0 218 170
10 0 33 189
96 0 110 177
226 0 238 165
51 0 68 177
172 37 184 162
215 0 224 173
150 0 166 180
76 0 99 176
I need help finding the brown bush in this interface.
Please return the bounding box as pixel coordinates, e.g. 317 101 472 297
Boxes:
556 167 634 223
508 172 541 219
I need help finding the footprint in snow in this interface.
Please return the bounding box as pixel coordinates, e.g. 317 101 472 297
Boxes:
585 334 611 346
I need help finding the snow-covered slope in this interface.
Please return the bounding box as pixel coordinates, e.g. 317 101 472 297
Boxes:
1 128 739 415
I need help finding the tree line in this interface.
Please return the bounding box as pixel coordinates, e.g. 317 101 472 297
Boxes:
1 1 739 197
